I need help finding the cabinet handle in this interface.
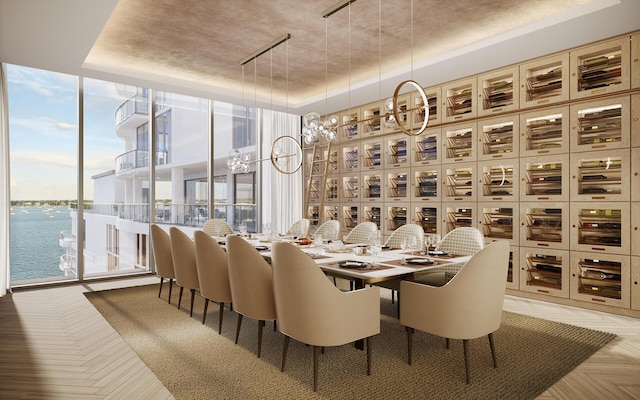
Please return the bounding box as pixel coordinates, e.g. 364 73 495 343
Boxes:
591 298 606 303
537 289 550 294
591 247 606 251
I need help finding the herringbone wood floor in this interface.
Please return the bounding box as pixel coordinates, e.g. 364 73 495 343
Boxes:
0 275 638 399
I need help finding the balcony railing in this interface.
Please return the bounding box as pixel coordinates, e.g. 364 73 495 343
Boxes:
115 94 148 126
73 202 257 230
115 149 149 174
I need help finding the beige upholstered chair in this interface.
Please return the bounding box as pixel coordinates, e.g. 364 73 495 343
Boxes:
285 218 310 237
271 241 380 392
400 240 510 384
150 224 175 304
414 227 485 286
194 230 233 333
169 227 200 317
202 218 235 236
384 223 424 250
313 219 340 241
343 221 378 244
226 235 277 357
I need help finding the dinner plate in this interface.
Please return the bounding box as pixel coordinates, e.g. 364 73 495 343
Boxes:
428 250 449 256
326 247 354 253
339 261 368 269
405 257 435 265
253 245 269 251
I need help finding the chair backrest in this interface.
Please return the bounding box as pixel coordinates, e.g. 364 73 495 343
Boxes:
313 220 340 241
226 235 276 321
194 230 232 303
436 227 484 256
385 223 424 250
286 219 310 237
151 224 175 279
202 219 235 236
344 221 378 244
271 241 380 347
169 227 200 291
400 240 510 340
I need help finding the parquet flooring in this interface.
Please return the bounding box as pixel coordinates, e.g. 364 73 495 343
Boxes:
0 276 638 399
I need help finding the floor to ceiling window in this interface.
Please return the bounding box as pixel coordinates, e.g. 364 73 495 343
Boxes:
83 79 151 278
7 65 78 285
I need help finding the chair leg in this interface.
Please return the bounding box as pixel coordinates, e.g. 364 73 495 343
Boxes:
218 302 224 334
202 298 209 324
366 336 372 375
281 335 290 372
488 332 498 368
313 345 320 392
446 338 450 349
391 289 395 304
168 279 173 304
235 314 243 344
257 320 265 358
158 277 164 298
406 327 414 365
463 339 471 384
189 289 196 317
177 286 184 310
274 320 277 332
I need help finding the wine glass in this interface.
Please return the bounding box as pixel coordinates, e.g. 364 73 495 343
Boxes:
313 233 323 257
407 236 417 257
370 238 382 266
400 237 408 260
425 235 433 253
239 222 248 237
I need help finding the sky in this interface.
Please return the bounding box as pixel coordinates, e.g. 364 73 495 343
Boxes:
7 64 131 201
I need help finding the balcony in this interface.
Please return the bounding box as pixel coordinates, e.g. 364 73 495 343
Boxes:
115 95 149 136
115 149 149 175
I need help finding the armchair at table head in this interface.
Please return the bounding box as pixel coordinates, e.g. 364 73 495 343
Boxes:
202 218 235 236
169 227 200 317
343 221 378 244
271 241 380 391
194 230 233 333
225 234 276 358
150 224 175 304
400 240 510 384
285 218 311 238
384 223 425 250
313 219 341 241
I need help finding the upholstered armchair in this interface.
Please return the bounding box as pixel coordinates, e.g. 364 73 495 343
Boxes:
150 224 175 304
399 240 510 384
271 241 380 391
169 227 200 317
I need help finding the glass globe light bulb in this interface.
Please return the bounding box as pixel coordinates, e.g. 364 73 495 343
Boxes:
277 157 288 167
228 148 240 158
304 134 314 145
273 146 282 156
302 126 310 135
383 115 398 129
384 97 395 112
328 115 339 127
325 130 337 141
303 112 321 127
241 153 252 163
240 163 250 174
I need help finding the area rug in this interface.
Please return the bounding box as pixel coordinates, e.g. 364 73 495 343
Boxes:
85 284 615 400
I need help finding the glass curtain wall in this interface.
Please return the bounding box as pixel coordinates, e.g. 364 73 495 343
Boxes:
83 79 150 278
153 91 209 228
7 65 78 285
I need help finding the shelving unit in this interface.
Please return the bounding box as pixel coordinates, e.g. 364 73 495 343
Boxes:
305 30 640 317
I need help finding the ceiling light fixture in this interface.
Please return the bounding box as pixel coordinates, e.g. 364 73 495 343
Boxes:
301 0 357 145
391 0 429 136
228 33 301 174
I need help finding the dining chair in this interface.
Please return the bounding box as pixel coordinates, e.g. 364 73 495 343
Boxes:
226 235 277 358
400 240 510 384
169 227 200 317
202 218 235 236
271 241 380 392
414 227 485 287
313 219 340 241
374 223 425 306
150 224 175 304
343 221 378 244
285 218 310 238
194 230 233 333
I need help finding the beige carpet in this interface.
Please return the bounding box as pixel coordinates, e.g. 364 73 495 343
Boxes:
85 283 615 400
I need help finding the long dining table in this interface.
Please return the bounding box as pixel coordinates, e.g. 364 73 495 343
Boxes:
218 236 471 350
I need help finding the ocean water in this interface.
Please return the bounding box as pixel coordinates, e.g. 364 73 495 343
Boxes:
10 205 72 281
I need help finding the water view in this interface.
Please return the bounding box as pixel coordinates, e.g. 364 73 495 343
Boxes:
10 205 71 282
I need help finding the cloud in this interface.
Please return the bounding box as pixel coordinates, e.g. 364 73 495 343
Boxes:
10 150 77 168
